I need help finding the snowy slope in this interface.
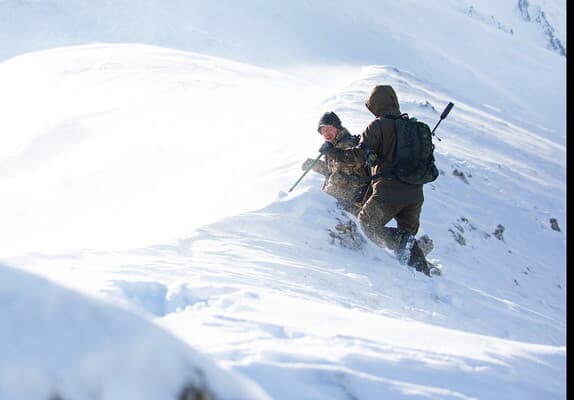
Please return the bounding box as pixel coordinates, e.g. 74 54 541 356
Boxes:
0 0 566 399
0 264 270 400
0 44 321 253
2 179 566 398
0 43 565 399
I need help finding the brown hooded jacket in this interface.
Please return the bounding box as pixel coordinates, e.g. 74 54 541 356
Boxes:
331 85 423 204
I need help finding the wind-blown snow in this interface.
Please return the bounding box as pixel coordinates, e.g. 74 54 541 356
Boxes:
0 1 566 399
0 264 269 400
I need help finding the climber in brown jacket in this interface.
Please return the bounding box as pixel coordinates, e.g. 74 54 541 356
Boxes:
319 85 434 275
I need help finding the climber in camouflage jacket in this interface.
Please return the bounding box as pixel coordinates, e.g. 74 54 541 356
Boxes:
301 112 370 215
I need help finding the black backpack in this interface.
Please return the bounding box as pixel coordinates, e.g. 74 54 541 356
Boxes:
378 114 439 185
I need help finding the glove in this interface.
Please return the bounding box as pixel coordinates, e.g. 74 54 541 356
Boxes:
318 141 334 155
365 152 378 167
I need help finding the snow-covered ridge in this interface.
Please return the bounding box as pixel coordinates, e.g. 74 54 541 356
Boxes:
0 0 566 62
0 0 566 397
0 0 566 134
517 0 566 55
453 0 566 56
0 42 565 399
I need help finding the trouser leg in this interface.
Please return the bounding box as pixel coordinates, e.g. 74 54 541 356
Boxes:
394 201 423 235
358 198 431 275
358 197 403 250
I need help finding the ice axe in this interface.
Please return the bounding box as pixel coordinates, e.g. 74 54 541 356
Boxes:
288 152 323 193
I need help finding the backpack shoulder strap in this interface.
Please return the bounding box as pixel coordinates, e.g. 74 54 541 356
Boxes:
380 112 409 121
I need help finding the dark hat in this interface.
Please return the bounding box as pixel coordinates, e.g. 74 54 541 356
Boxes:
317 111 342 132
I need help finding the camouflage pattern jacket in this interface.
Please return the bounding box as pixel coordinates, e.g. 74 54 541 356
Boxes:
303 128 370 215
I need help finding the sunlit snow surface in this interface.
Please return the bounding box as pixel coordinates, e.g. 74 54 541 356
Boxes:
0 0 566 399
